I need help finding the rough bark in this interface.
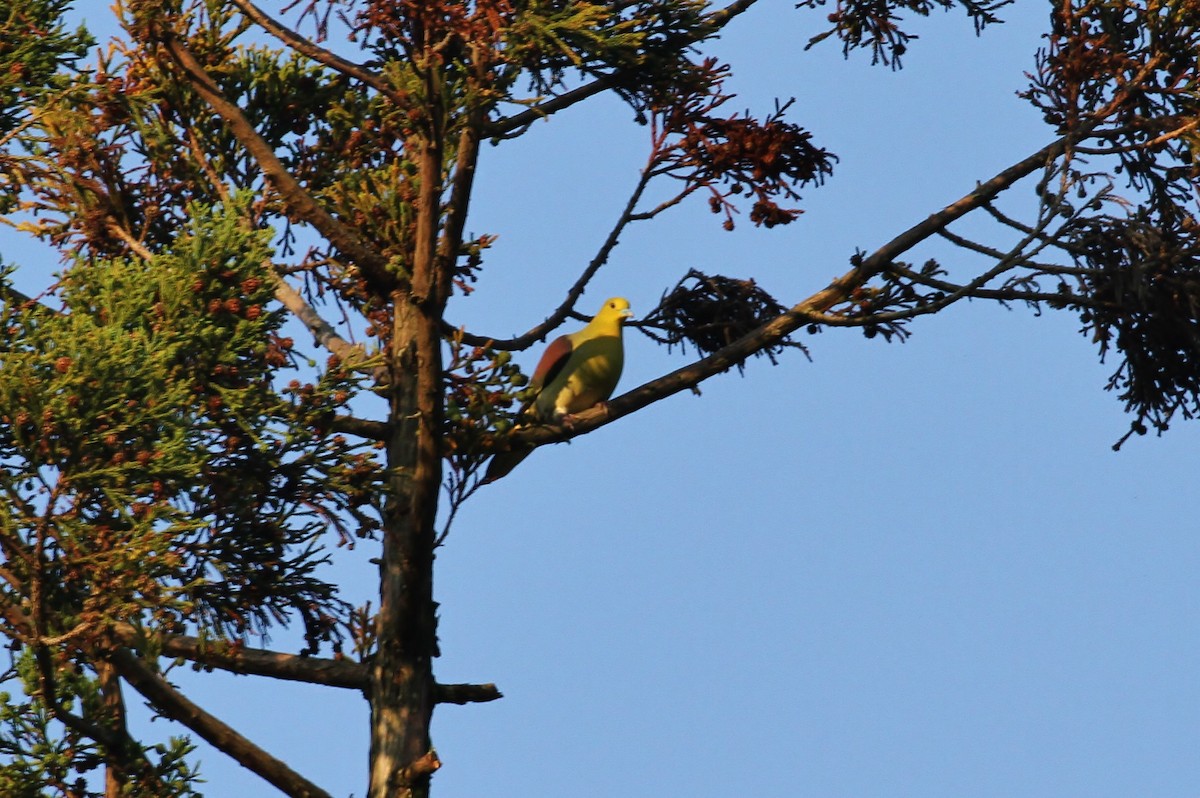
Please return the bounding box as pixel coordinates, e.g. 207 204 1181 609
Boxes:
96 661 128 798
369 128 448 798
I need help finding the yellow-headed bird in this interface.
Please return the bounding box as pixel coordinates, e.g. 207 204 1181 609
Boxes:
483 297 632 483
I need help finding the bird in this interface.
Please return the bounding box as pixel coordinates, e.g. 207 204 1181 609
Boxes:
483 297 633 483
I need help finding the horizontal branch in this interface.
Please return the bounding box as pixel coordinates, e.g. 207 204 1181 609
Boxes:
331 413 390 440
109 625 498 704
110 623 369 690
109 648 336 798
434 682 503 705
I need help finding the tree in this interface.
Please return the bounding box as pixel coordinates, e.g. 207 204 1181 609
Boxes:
0 1 1196 796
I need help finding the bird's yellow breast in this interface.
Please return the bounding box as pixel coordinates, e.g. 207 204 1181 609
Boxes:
534 333 624 419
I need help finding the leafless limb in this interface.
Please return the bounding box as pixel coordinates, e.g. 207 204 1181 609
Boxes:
105 221 155 260
436 124 483 306
488 77 620 138
707 0 762 28
331 413 391 440
0 282 47 312
110 648 336 798
272 271 365 363
111 624 369 690
448 164 656 349
433 682 503 705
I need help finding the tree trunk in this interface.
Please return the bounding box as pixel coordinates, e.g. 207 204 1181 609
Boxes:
96 661 128 798
369 128 446 797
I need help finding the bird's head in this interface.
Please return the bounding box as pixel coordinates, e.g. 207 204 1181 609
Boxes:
596 297 633 325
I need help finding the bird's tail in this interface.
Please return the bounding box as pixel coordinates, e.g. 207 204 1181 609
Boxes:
481 443 535 484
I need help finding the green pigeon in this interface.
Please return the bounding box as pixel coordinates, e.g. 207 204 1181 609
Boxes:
483 297 632 483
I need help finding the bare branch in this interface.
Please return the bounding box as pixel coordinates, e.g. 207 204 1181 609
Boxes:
449 165 655 349
437 124 483 306
871 262 1105 313
489 77 619 137
105 221 154 261
706 0 761 29
434 682 502 705
96 661 131 798
3 595 371 692
0 282 48 312
331 413 390 440
851 140 1073 280
110 648 336 798
110 624 369 690
271 271 365 362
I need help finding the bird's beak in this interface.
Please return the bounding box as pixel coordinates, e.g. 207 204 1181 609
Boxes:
620 308 634 322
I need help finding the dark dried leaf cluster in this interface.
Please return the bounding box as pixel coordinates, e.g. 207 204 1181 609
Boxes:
1019 0 1200 444
649 62 836 229
1026 0 1200 214
845 257 950 342
798 0 1009 67
1068 212 1200 445
640 268 807 368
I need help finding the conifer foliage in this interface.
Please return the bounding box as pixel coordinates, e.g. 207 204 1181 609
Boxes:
0 1 1196 796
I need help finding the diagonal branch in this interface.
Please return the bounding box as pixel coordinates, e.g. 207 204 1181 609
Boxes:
705 0 761 28
155 33 395 294
448 164 656 349
436 122 483 306
228 0 404 104
506 132 1082 450
271 271 364 363
0 282 50 313
489 0 760 137
109 648 336 798
488 76 620 137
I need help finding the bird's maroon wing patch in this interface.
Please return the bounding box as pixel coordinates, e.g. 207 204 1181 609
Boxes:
531 334 573 392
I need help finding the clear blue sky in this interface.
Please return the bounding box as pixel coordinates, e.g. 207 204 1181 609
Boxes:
12 3 1199 796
